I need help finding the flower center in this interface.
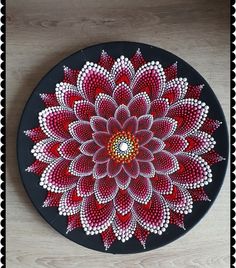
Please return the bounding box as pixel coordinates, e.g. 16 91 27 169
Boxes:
107 131 139 163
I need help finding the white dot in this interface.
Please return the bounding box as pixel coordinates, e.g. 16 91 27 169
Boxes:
119 142 128 152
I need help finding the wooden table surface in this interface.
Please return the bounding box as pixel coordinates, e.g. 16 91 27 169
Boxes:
6 0 230 267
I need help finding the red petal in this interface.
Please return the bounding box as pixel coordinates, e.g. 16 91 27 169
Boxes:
144 138 165 153
63 66 79 85
138 114 153 130
135 130 153 145
199 118 222 135
185 84 203 99
123 116 138 134
113 83 133 105
130 49 146 71
123 159 140 178
151 174 173 194
25 160 48 175
98 50 115 71
69 121 93 143
152 151 179 174
150 98 169 118
136 146 154 162
24 127 47 143
93 147 110 163
164 135 188 154
114 189 134 214
107 159 122 177
92 131 111 147
40 93 59 107
59 139 81 160
115 168 131 189
74 100 95 121
188 187 210 201
43 191 63 207
134 224 150 249
101 226 116 250
169 210 185 229
164 62 177 81
95 177 118 203
93 163 107 179
107 117 122 134
128 92 150 117
201 149 225 165
114 105 130 125
128 177 152 204
66 213 82 234
69 154 94 176
139 162 155 178
79 140 99 156
90 116 107 132
151 118 177 140
95 93 117 119
77 176 95 197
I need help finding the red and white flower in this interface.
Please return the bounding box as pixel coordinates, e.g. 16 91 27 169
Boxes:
25 49 224 250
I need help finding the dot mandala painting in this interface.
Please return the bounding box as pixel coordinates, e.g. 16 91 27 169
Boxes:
17 42 228 254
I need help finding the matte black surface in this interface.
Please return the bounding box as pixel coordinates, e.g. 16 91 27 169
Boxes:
17 42 229 254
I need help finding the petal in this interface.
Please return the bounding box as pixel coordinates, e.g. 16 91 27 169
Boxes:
69 121 93 143
74 100 95 121
201 150 225 166
107 117 122 134
151 174 173 194
90 116 107 132
40 159 78 192
81 195 115 233
55 82 83 108
162 78 188 104
115 168 131 189
79 139 100 156
69 154 94 176
150 98 169 118
95 93 118 119
66 213 82 234
92 131 111 147
63 66 79 85
128 92 150 117
138 114 153 130
93 163 107 179
31 138 60 163
111 56 135 85
128 177 152 204
123 116 138 134
185 131 215 154
26 160 48 175
185 84 204 100
133 192 169 233
123 159 140 178
93 147 110 163
199 118 222 135
40 93 59 107
164 62 177 81
95 177 118 203
114 189 134 214
151 118 177 140
188 187 210 202
101 226 116 251
43 191 63 207
139 162 155 178
134 224 150 249
136 146 154 162
113 83 133 105
164 135 188 154
107 159 123 177
77 176 95 197
164 184 193 214
144 137 165 153
39 107 76 141
112 213 136 242
167 99 209 135
170 153 212 189
130 48 146 71
131 62 166 100
58 187 82 215
58 139 81 160
77 62 114 102
169 210 185 229
98 50 115 71
152 151 179 174
135 130 153 145
114 104 130 125
24 127 47 143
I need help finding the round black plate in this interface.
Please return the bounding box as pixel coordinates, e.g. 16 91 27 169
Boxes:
17 41 228 254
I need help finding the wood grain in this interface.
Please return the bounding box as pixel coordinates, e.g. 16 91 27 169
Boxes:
6 0 230 267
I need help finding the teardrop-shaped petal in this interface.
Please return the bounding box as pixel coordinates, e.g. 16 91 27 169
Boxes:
58 187 82 215
131 62 166 100
169 210 185 229
123 159 140 178
31 138 60 163
201 149 225 166
114 105 130 125
128 177 152 204
153 151 179 174
95 177 118 203
69 154 94 176
164 62 177 81
162 78 188 104
98 50 115 71
199 118 221 135
39 107 76 141
130 48 146 71
40 159 78 192
111 56 135 85
188 187 210 202
79 140 100 156
43 191 63 207
115 168 131 189
133 192 169 233
185 84 203 100
138 114 153 130
77 62 114 102
136 146 154 162
24 127 47 143
185 131 215 154
113 83 133 105
123 116 138 134
139 162 155 178
66 213 82 234
135 130 153 145
93 163 107 179
81 195 115 233
58 139 81 160
144 137 165 153
93 147 110 163
74 100 95 121
92 132 111 147
107 117 122 134
151 118 177 140
101 226 116 251
95 93 118 119
114 189 134 214
150 99 169 118
167 99 209 135
107 159 123 177
69 121 93 143
40 93 59 107
90 116 107 132
128 92 150 117
164 135 188 154
134 224 150 249
63 66 80 85
77 176 95 197
26 160 48 175
151 174 173 194
170 153 212 189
